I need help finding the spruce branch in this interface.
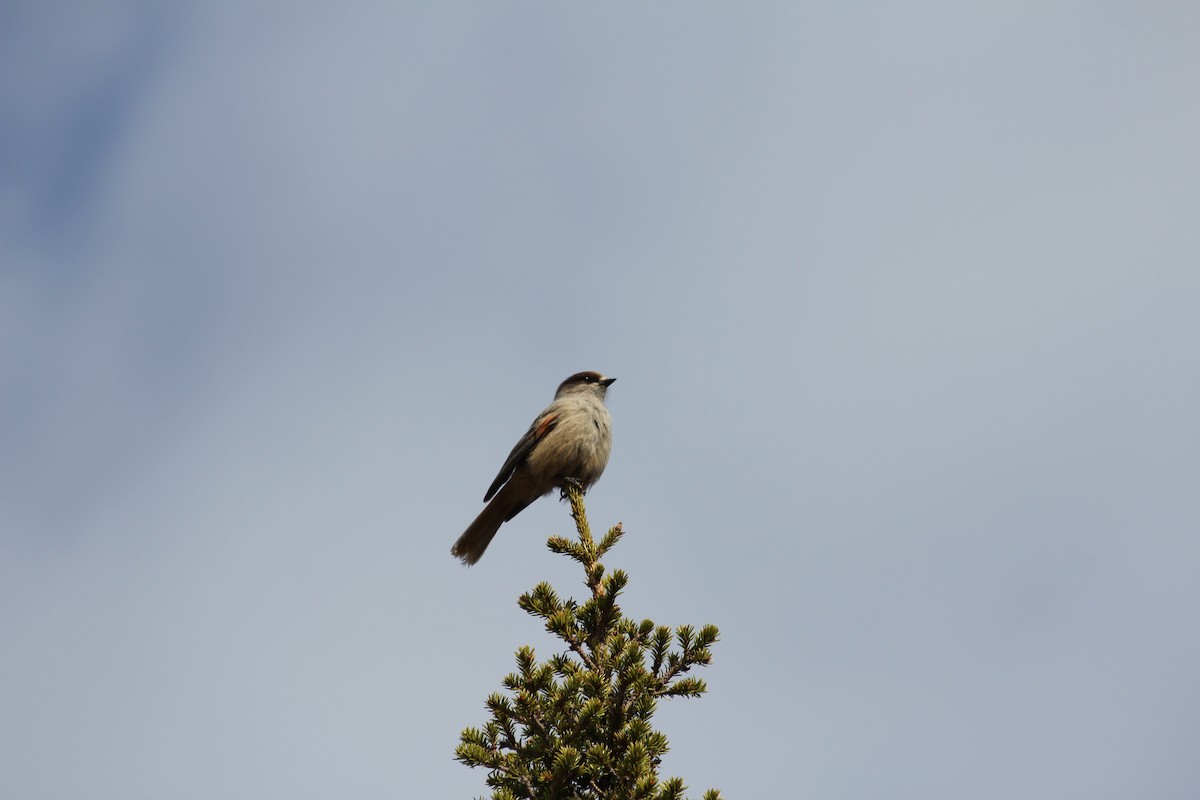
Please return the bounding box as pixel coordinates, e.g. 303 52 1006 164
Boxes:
455 482 721 799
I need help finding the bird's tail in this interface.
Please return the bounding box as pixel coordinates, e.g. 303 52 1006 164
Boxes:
451 494 510 566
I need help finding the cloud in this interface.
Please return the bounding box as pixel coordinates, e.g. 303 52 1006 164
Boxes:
3 4 1200 799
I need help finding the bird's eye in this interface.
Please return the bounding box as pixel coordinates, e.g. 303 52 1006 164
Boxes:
582 375 594 382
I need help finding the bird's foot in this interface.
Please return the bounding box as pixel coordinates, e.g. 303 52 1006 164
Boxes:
559 477 585 500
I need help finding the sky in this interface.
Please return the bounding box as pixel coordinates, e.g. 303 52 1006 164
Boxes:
3 3 1199 798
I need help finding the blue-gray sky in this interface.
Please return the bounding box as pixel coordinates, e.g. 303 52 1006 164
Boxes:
3 3 1199 798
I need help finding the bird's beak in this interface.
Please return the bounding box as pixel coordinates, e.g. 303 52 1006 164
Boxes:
600 377 616 386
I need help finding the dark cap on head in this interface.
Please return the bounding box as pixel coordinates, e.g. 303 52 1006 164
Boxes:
557 371 616 394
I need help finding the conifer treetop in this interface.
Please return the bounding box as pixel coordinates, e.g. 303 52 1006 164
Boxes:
455 482 721 800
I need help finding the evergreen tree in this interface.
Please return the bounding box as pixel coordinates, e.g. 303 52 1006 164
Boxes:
455 482 721 800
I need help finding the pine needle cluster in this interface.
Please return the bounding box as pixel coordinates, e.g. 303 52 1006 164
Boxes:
455 482 721 800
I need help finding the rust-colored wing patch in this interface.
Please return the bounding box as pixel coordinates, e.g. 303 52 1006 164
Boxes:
483 412 559 502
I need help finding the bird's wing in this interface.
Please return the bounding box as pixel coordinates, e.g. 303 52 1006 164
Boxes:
483 411 559 502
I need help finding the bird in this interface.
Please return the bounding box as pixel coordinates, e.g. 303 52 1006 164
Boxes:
451 371 616 566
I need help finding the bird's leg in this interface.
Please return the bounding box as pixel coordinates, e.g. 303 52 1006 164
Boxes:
559 477 584 500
